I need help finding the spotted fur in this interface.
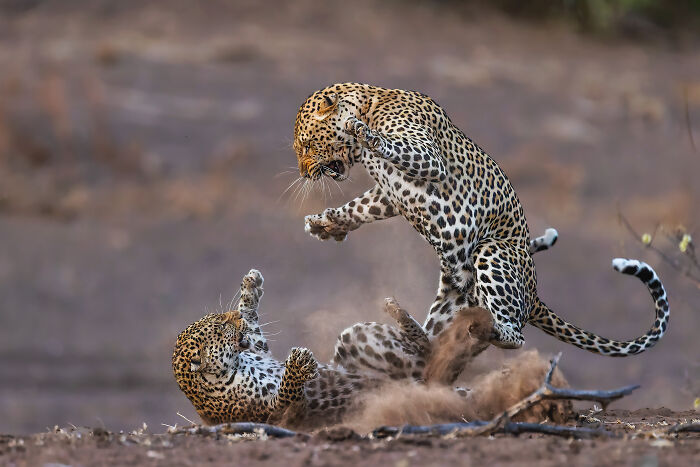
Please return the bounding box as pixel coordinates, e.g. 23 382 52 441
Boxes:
293 83 669 357
173 270 435 427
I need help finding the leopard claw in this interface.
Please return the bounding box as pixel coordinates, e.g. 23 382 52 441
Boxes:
287 347 319 381
242 269 264 289
304 211 350 242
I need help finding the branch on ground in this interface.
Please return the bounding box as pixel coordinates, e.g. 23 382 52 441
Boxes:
170 422 299 438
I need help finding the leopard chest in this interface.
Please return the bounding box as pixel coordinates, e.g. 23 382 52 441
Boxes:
222 356 284 403
368 156 481 255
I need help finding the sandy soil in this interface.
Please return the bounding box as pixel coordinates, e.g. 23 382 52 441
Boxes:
0 2 699 464
1 409 698 467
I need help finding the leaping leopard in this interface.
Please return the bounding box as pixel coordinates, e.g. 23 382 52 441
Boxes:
293 83 669 358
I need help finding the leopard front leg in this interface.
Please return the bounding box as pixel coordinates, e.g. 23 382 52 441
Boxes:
344 117 446 183
274 347 318 409
235 269 270 355
305 184 396 241
237 269 263 320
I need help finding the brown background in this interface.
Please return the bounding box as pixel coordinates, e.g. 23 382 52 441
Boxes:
0 0 698 434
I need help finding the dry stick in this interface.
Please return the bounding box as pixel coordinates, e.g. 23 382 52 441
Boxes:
173 422 298 438
372 421 614 440
617 210 700 287
668 422 700 434
501 422 613 439
373 354 639 439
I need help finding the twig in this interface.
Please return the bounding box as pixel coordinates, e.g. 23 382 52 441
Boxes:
372 421 490 438
461 353 636 436
176 412 197 426
501 421 616 439
172 422 299 438
372 421 615 439
667 422 700 434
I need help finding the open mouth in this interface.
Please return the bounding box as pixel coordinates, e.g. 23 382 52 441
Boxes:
322 160 346 180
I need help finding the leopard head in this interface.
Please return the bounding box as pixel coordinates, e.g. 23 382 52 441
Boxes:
293 83 367 181
172 311 251 408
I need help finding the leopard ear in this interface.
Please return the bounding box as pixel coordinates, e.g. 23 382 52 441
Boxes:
315 93 339 120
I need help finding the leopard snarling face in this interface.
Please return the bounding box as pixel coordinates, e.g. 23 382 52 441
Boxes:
293 85 363 181
172 311 251 405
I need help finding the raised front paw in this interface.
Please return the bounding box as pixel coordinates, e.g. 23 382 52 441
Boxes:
286 347 319 381
344 117 381 151
304 209 349 242
241 269 264 290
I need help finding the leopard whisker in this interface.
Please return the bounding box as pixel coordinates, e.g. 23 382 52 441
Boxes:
274 170 298 178
294 179 306 205
325 177 331 201
329 176 344 197
277 176 303 203
300 178 315 206
258 320 280 327
292 178 308 204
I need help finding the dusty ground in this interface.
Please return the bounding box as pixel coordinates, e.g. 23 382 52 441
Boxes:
1 409 698 467
0 0 699 463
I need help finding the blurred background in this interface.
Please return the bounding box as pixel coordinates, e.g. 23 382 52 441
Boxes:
0 0 699 434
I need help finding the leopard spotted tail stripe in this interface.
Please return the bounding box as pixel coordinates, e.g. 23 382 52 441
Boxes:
530 259 669 356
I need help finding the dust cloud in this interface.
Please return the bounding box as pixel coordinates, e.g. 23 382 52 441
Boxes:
343 350 572 433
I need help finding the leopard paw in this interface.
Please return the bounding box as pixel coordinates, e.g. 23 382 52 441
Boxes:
241 269 264 290
344 117 381 150
343 117 366 139
304 210 349 242
286 347 319 381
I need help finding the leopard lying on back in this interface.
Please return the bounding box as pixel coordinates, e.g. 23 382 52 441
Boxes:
172 269 438 428
293 83 669 358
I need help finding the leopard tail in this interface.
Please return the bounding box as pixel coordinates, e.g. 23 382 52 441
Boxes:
529 258 669 356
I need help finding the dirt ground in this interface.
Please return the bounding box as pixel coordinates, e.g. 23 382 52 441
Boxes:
1 409 698 467
0 0 699 464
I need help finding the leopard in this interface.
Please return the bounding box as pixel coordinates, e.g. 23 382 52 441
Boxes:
173 269 451 428
331 228 554 383
292 82 669 358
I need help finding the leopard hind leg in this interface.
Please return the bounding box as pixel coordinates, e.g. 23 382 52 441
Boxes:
423 307 494 385
332 298 428 380
472 239 532 349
